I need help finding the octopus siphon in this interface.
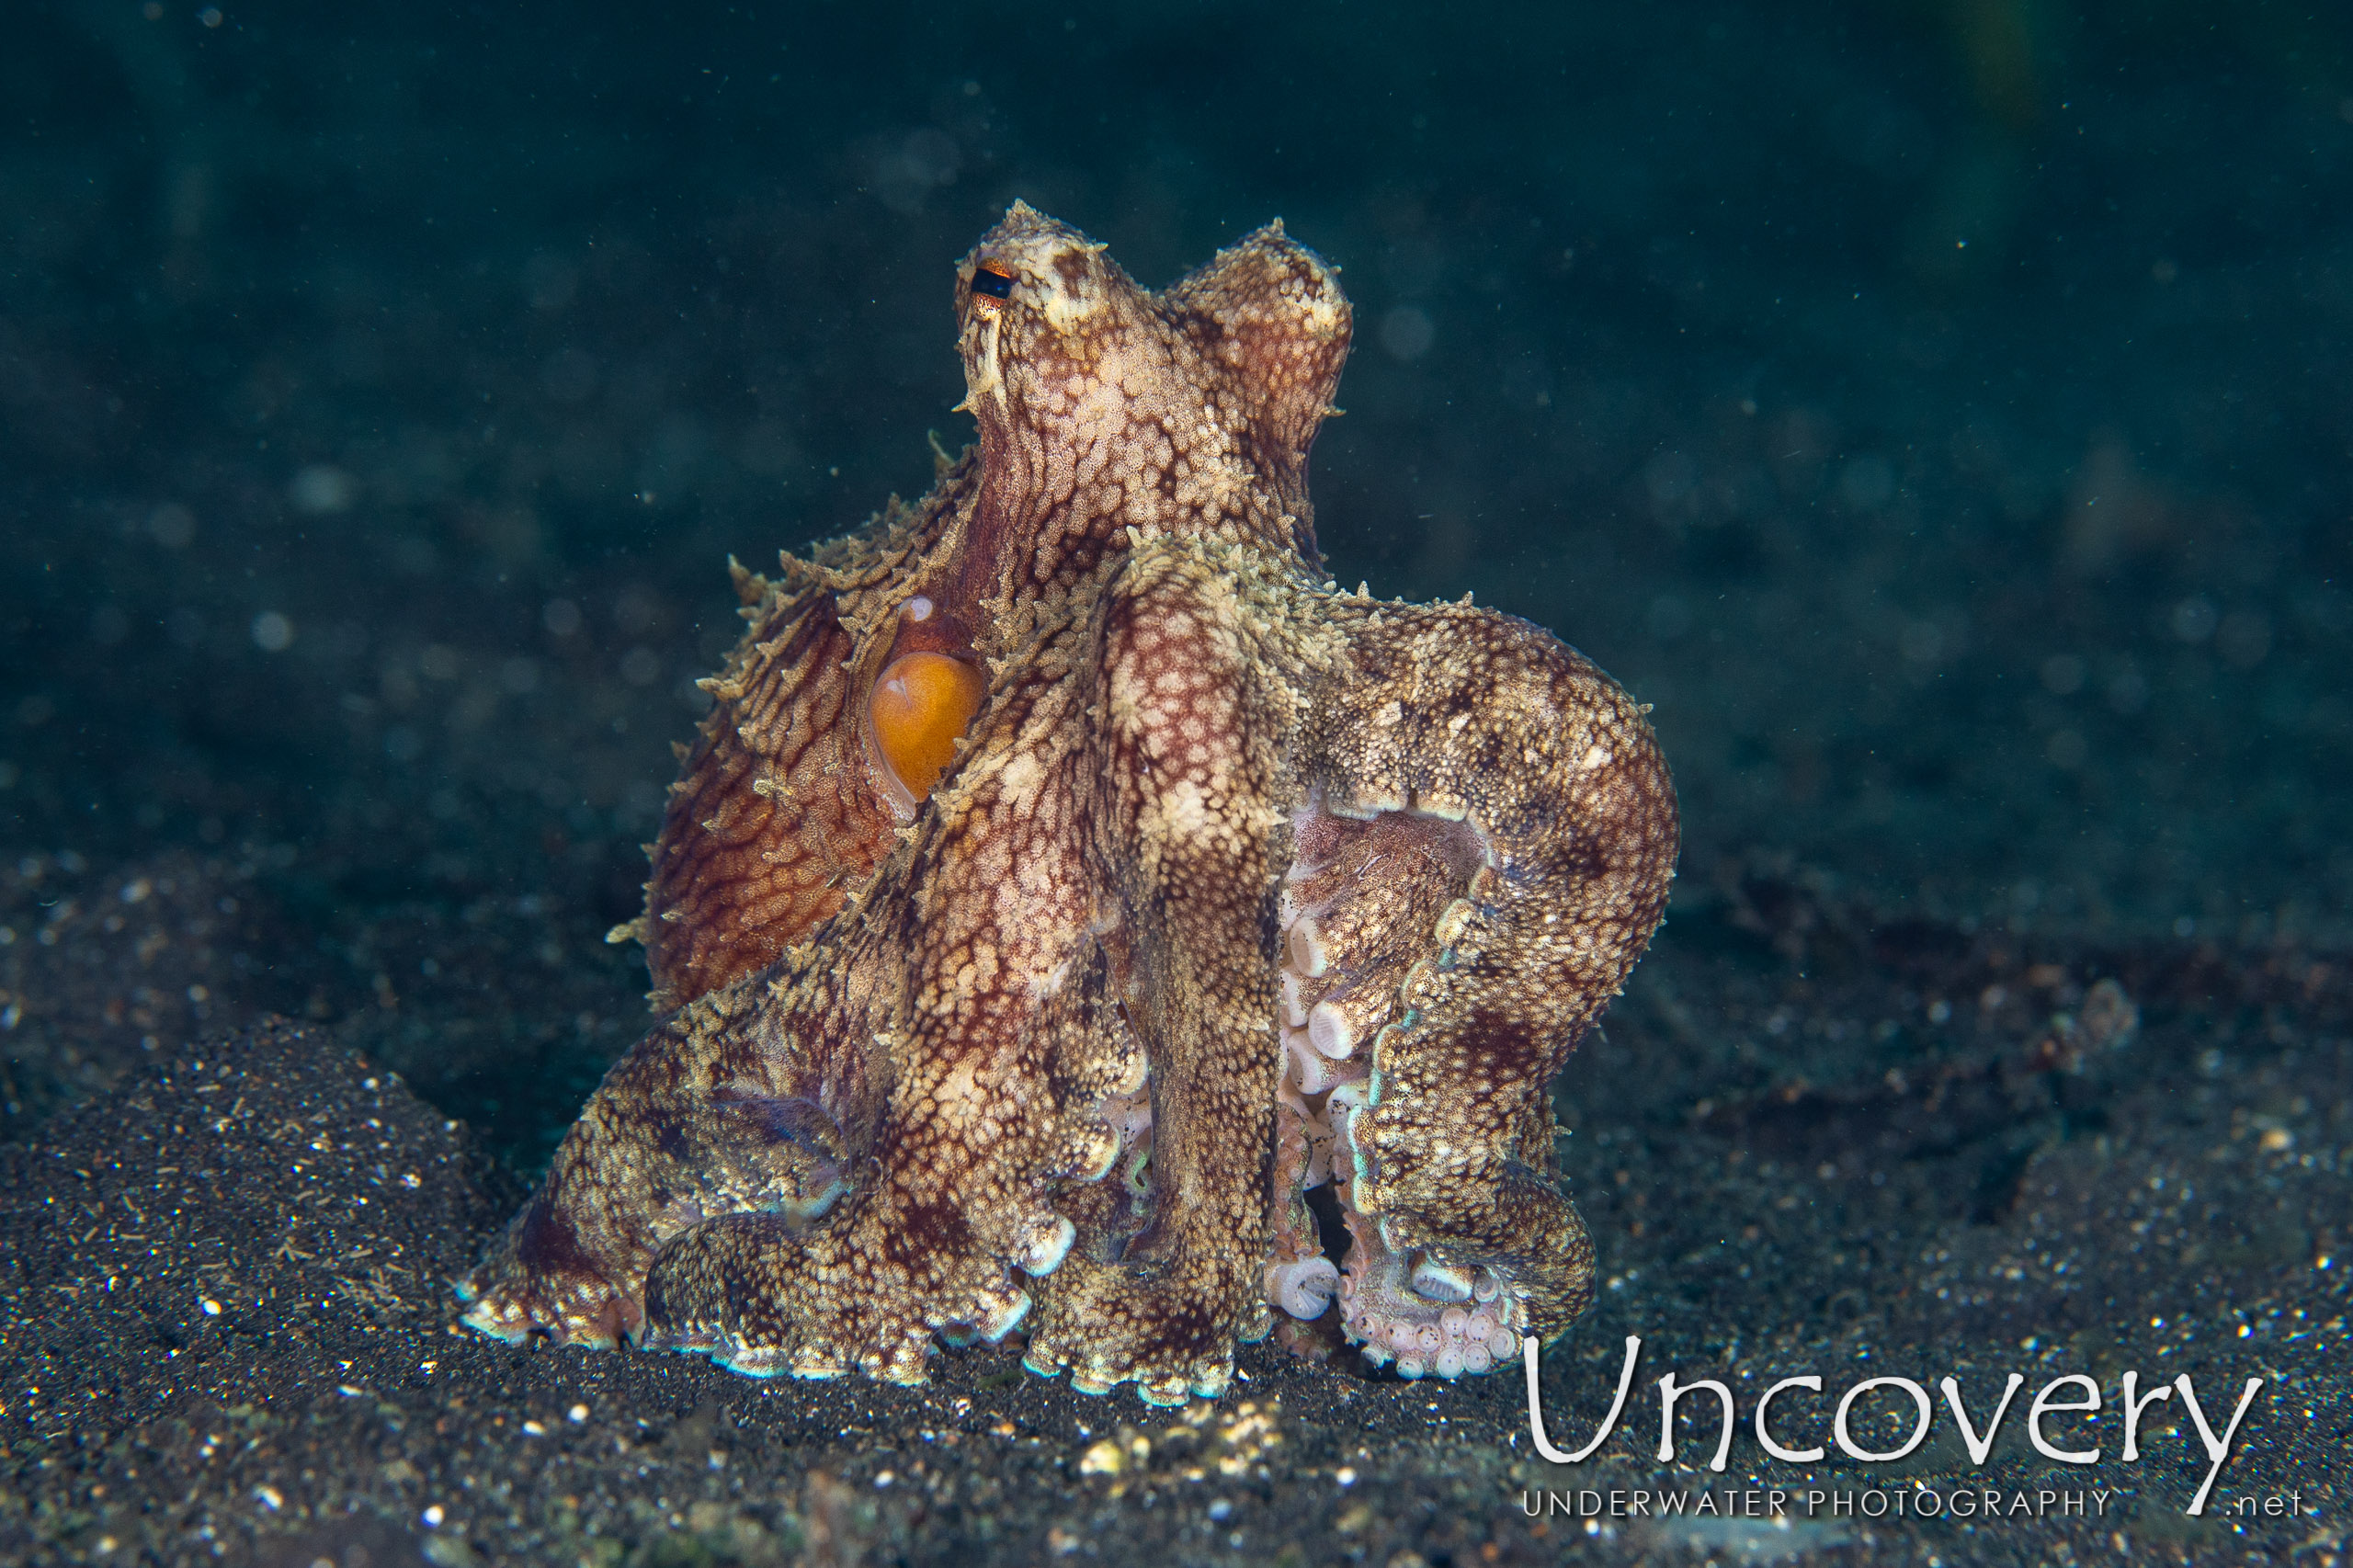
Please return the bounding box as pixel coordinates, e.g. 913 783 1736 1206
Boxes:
458 203 1677 1405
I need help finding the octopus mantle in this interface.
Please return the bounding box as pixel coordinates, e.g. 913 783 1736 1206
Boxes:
460 205 1677 1405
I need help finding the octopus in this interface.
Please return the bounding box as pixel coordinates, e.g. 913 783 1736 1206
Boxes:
459 204 1677 1405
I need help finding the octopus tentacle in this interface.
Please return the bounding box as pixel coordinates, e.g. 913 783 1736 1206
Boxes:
457 968 882 1351
1306 600 1677 1344
1022 541 1289 1405
1256 785 1542 1380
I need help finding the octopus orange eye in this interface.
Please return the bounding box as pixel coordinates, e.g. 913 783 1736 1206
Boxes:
972 262 1015 300
868 651 985 803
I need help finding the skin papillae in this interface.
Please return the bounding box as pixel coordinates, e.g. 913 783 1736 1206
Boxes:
457 203 1678 1405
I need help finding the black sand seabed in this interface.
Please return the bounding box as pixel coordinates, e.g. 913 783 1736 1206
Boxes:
6 2 2349 1563
4 871 2347 1564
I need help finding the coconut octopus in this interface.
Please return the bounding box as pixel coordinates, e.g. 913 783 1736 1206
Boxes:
459 203 1677 1405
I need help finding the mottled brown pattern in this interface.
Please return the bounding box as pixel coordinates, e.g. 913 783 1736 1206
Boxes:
624 475 974 1009
460 205 1677 1403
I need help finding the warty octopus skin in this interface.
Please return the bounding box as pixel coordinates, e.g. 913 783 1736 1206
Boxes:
456 202 1678 1406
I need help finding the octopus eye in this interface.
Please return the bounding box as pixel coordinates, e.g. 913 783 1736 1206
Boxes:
971 262 1016 300
868 651 985 804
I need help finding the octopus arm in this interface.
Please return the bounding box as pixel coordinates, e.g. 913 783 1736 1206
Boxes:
1302 600 1678 1344
1020 540 1289 1405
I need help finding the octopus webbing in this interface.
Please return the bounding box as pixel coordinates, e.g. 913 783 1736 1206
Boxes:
458 204 1677 1404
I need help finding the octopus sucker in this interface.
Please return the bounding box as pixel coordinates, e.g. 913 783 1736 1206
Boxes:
458 204 1676 1402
